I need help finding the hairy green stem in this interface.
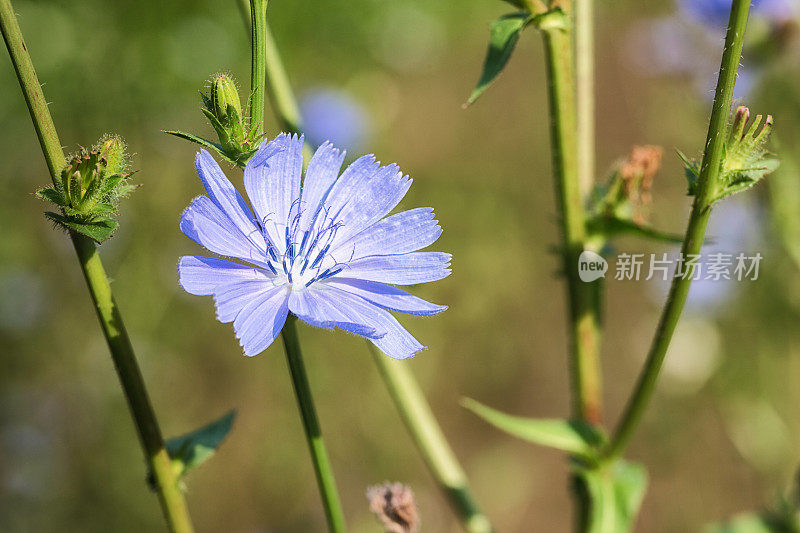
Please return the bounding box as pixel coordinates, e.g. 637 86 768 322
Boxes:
541 20 603 426
604 0 751 460
369 344 493 533
281 318 347 532
249 0 267 136
238 0 313 161
0 1 193 530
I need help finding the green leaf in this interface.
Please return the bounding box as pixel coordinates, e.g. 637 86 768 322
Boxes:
465 12 531 106
163 130 224 153
462 398 603 457
677 149 701 196
579 460 648 533
36 187 65 206
586 216 684 245
45 212 118 243
165 410 236 479
163 130 242 166
100 174 125 196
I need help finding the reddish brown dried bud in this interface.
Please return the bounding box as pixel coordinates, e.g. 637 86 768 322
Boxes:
366 482 420 533
620 145 663 223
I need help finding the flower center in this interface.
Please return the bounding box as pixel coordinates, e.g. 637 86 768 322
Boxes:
258 200 347 288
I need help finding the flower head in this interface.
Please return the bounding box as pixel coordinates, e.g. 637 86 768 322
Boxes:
178 134 450 358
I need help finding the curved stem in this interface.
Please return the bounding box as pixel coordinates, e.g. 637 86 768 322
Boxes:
369 344 493 533
281 318 347 532
541 20 603 426
604 0 752 460
263 23 302 136
0 1 193 531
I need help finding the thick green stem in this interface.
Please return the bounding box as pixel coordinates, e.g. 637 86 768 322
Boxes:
604 0 751 460
575 0 595 199
541 23 603 426
281 318 347 532
0 1 193 531
249 0 267 136
369 344 493 533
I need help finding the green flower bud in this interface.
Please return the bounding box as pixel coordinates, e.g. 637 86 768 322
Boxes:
209 73 242 127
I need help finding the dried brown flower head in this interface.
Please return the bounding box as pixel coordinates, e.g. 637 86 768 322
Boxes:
620 145 663 223
366 482 420 533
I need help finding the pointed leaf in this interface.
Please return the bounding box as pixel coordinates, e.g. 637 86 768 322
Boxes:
36 187 66 206
163 130 224 153
45 212 118 243
165 410 236 478
163 130 242 166
677 149 701 196
465 13 531 106
100 174 125 196
462 398 603 457
587 216 684 244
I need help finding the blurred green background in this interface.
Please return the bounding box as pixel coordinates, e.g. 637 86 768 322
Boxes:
2 0 800 531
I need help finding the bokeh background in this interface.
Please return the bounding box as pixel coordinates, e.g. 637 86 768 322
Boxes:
2 0 800 531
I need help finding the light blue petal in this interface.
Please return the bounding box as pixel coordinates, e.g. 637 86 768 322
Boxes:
232 285 290 356
326 162 412 248
288 288 380 338
195 150 264 247
299 141 345 232
244 133 304 248
180 196 269 267
332 207 442 260
178 255 271 295
338 252 452 285
212 279 281 323
326 278 446 316
318 154 380 219
319 286 425 359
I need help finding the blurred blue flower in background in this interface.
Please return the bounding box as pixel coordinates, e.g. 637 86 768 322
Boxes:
679 0 798 29
300 88 371 153
178 134 450 358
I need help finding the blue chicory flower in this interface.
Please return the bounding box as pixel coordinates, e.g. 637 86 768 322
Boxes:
300 88 371 152
178 133 450 359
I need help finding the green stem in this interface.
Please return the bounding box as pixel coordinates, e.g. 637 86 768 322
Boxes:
263 23 302 136
575 0 595 200
604 0 751 460
0 1 193 531
237 4 491 530
238 0 313 161
540 19 603 426
281 318 347 532
245 3 345 529
369 344 493 533
249 0 267 136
